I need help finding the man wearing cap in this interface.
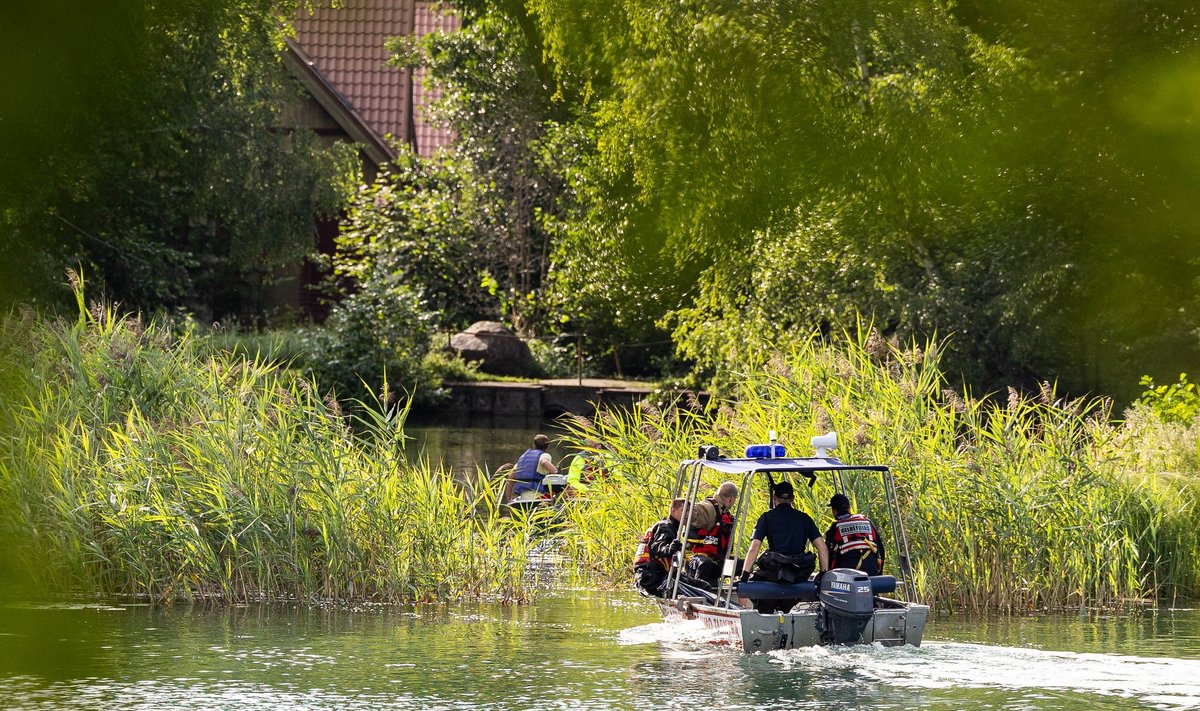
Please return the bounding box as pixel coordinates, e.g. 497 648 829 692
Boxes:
738 481 829 612
825 493 884 575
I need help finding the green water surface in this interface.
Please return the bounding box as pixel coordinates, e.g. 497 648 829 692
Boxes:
2 592 1197 710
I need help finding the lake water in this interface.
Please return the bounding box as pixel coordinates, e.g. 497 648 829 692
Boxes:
5 422 1199 709
2 594 1198 710
402 417 576 478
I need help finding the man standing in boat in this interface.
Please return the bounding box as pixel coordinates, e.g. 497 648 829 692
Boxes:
511 434 558 498
633 498 686 596
825 493 884 575
738 480 830 612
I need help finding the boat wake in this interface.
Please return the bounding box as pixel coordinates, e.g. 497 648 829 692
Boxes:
770 641 1200 708
618 619 729 648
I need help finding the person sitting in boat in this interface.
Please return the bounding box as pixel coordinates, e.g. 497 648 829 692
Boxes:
633 498 686 596
683 496 722 588
825 493 884 575
708 481 739 560
564 451 596 494
738 480 830 613
511 434 558 498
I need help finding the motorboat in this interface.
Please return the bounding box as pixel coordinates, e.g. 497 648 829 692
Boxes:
495 464 570 515
657 432 929 651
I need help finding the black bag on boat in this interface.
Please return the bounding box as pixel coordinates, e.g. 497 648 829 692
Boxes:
752 550 815 584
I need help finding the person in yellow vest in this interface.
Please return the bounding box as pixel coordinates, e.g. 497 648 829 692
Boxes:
565 453 591 493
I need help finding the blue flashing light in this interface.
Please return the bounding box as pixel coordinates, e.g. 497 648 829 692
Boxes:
744 444 786 458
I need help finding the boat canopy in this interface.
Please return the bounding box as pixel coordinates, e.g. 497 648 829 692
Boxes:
680 456 887 476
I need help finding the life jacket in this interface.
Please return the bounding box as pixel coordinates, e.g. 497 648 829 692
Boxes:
829 513 880 563
686 524 721 560
633 520 673 570
688 497 733 560
513 448 545 483
713 501 734 557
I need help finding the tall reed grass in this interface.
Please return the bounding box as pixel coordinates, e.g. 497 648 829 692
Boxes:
0 277 537 603
557 331 1200 612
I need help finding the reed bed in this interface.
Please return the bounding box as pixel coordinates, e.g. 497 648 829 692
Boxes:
0 280 537 603
557 331 1200 612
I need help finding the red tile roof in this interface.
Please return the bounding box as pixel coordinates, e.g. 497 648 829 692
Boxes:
291 0 457 162
412 3 456 158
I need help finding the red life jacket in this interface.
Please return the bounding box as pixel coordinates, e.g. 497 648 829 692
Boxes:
686 525 721 560
830 513 880 561
687 498 734 561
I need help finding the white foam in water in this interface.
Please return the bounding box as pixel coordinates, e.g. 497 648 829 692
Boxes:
771 641 1200 708
618 618 727 647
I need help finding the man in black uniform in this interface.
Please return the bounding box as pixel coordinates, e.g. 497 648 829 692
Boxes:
738 481 829 612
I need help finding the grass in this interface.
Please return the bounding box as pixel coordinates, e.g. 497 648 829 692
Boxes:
555 330 1200 612
4 280 1197 612
0 277 539 603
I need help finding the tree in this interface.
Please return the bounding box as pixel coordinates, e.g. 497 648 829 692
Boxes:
0 0 357 318
525 0 1200 399
389 3 573 335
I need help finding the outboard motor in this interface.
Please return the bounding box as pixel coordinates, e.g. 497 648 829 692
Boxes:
817 568 875 644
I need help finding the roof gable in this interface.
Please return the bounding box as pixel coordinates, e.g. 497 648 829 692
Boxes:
289 0 456 164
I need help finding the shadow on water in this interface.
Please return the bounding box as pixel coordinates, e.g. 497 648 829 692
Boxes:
4 593 1200 710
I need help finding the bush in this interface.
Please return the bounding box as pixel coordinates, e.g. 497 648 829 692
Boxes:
1138 373 1200 425
300 282 435 405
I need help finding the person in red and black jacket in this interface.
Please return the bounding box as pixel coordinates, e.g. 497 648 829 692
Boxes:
633 498 686 596
825 493 884 575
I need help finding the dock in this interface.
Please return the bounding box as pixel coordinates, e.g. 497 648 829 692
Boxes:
441 378 661 419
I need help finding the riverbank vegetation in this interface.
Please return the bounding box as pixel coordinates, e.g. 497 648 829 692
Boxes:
556 332 1200 612
2 287 1197 612
8 3 1197 408
0 282 538 603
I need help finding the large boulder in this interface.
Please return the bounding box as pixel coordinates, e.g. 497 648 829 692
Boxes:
448 321 534 376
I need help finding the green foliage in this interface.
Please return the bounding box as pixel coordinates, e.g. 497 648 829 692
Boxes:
336 154 492 330
509 0 1200 399
422 348 484 382
384 7 572 336
0 1 358 318
1139 374 1200 424
558 333 1200 611
300 280 436 406
0 283 536 602
194 326 312 366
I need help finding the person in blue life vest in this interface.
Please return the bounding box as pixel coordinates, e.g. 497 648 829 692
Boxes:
825 493 884 575
633 498 686 596
511 434 558 497
737 481 830 612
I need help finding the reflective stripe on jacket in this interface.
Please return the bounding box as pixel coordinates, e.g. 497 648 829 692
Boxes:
830 513 880 557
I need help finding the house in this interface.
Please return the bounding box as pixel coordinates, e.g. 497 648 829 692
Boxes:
268 0 458 318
